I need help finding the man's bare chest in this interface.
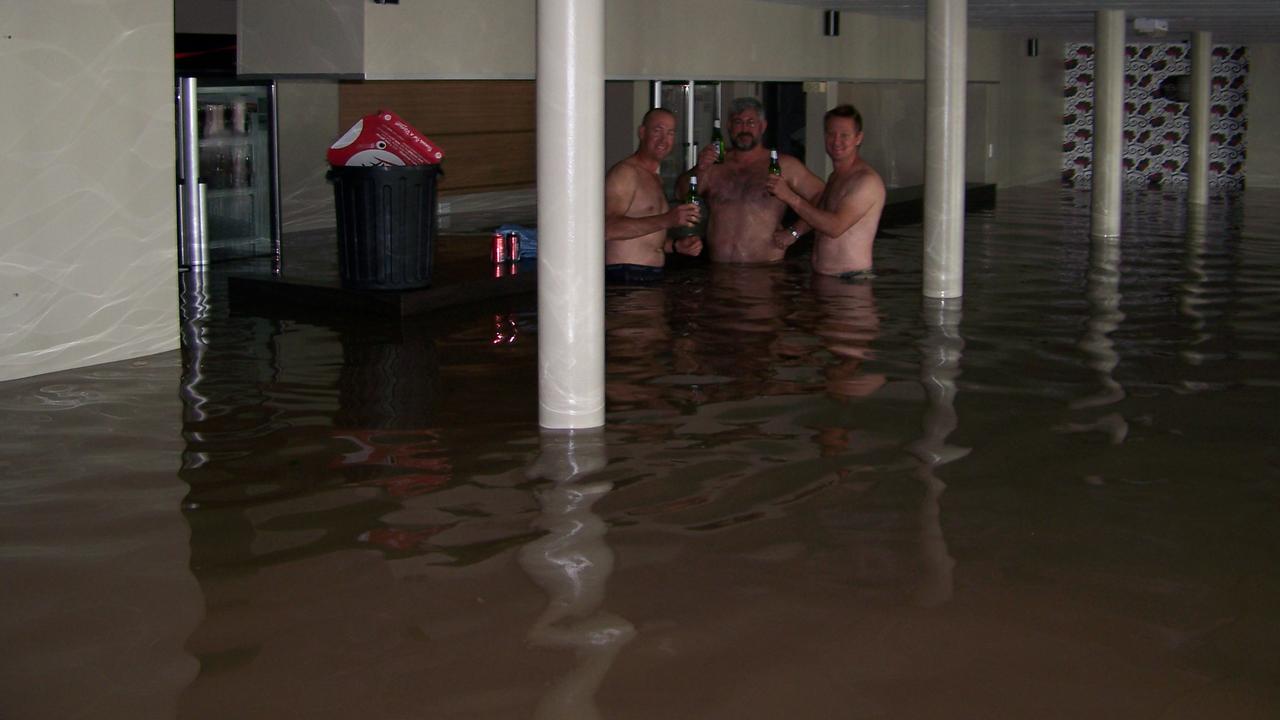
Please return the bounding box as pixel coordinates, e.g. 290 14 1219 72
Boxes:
819 174 856 211
630 171 669 215
707 165 772 205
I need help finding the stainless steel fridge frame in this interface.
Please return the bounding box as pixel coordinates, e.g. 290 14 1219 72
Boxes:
176 76 281 270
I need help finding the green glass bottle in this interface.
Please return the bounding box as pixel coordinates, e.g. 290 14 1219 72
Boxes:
678 176 704 237
769 149 782 176
711 119 725 163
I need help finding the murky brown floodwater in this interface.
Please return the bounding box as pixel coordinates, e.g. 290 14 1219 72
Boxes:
2 184 1279 719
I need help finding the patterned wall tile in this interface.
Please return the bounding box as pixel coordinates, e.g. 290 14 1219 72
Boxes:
1063 43 1248 190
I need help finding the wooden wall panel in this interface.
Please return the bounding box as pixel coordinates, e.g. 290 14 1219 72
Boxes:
338 81 535 134
338 80 536 194
431 132 536 192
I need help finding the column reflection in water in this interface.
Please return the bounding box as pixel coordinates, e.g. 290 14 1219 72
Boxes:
179 269 212 472
1180 204 1211 363
1065 235 1129 445
907 298 965 608
519 428 634 720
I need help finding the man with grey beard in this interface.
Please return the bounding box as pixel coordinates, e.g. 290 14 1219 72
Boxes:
678 97 825 264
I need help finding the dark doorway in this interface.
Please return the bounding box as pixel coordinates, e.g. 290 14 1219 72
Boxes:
762 82 807 163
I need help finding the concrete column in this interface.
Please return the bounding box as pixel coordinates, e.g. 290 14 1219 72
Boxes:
1091 9 1125 238
804 81 838 179
537 0 605 429
1189 31 1212 205
923 0 967 299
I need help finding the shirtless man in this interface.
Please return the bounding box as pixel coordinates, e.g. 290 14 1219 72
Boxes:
682 97 825 264
604 108 702 283
767 104 886 277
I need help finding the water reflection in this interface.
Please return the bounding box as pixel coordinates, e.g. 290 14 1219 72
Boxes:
0 356 202 719
667 264 798 405
605 287 673 411
332 319 448 497
811 274 885 402
907 299 964 607
520 429 633 719
179 269 212 471
7 186 1280 717
1064 235 1129 445
1180 204 1211 362
1071 235 1126 410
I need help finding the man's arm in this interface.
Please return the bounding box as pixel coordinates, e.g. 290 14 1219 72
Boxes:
606 163 699 242
674 144 719 203
784 155 826 207
769 156 825 249
769 167 882 240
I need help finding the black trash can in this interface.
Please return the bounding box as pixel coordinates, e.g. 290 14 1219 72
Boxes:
328 164 441 290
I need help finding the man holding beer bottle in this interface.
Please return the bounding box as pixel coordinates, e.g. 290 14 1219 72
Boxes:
604 108 703 283
766 104 885 278
678 97 824 264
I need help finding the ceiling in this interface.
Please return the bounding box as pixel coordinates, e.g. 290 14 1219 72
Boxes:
763 1 1280 43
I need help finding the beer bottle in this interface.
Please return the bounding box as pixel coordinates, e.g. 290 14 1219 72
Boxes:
683 176 704 236
769 149 782 176
711 119 725 163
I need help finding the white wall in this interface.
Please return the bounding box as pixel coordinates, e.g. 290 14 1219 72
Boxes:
240 0 1006 83
967 83 995 183
1247 44 1280 188
604 81 640 171
606 0 816 80
363 0 536 80
237 0 1045 191
276 80 340 235
839 82 927 188
239 0 364 76
996 35 1070 188
0 1 179 382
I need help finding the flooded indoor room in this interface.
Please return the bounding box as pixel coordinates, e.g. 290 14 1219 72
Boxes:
2 0 1279 718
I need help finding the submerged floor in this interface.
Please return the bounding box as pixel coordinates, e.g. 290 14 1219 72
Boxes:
2 184 1279 718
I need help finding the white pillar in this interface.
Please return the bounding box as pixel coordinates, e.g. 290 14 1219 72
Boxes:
1091 9 1125 238
537 0 605 429
1189 31 1212 205
923 0 966 299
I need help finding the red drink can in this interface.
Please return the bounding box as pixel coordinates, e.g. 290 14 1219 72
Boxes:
506 232 521 261
490 231 507 264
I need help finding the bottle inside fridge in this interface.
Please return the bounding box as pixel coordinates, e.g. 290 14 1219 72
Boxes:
180 80 277 262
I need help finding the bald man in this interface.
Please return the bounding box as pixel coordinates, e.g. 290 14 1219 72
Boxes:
604 108 702 283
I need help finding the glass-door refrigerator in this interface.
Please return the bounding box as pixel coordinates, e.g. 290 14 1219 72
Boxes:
177 77 280 266
653 81 721 197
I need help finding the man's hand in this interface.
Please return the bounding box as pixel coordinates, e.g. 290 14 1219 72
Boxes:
773 228 798 250
674 235 703 257
694 145 719 175
665 202 702 229
765 175 799 205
